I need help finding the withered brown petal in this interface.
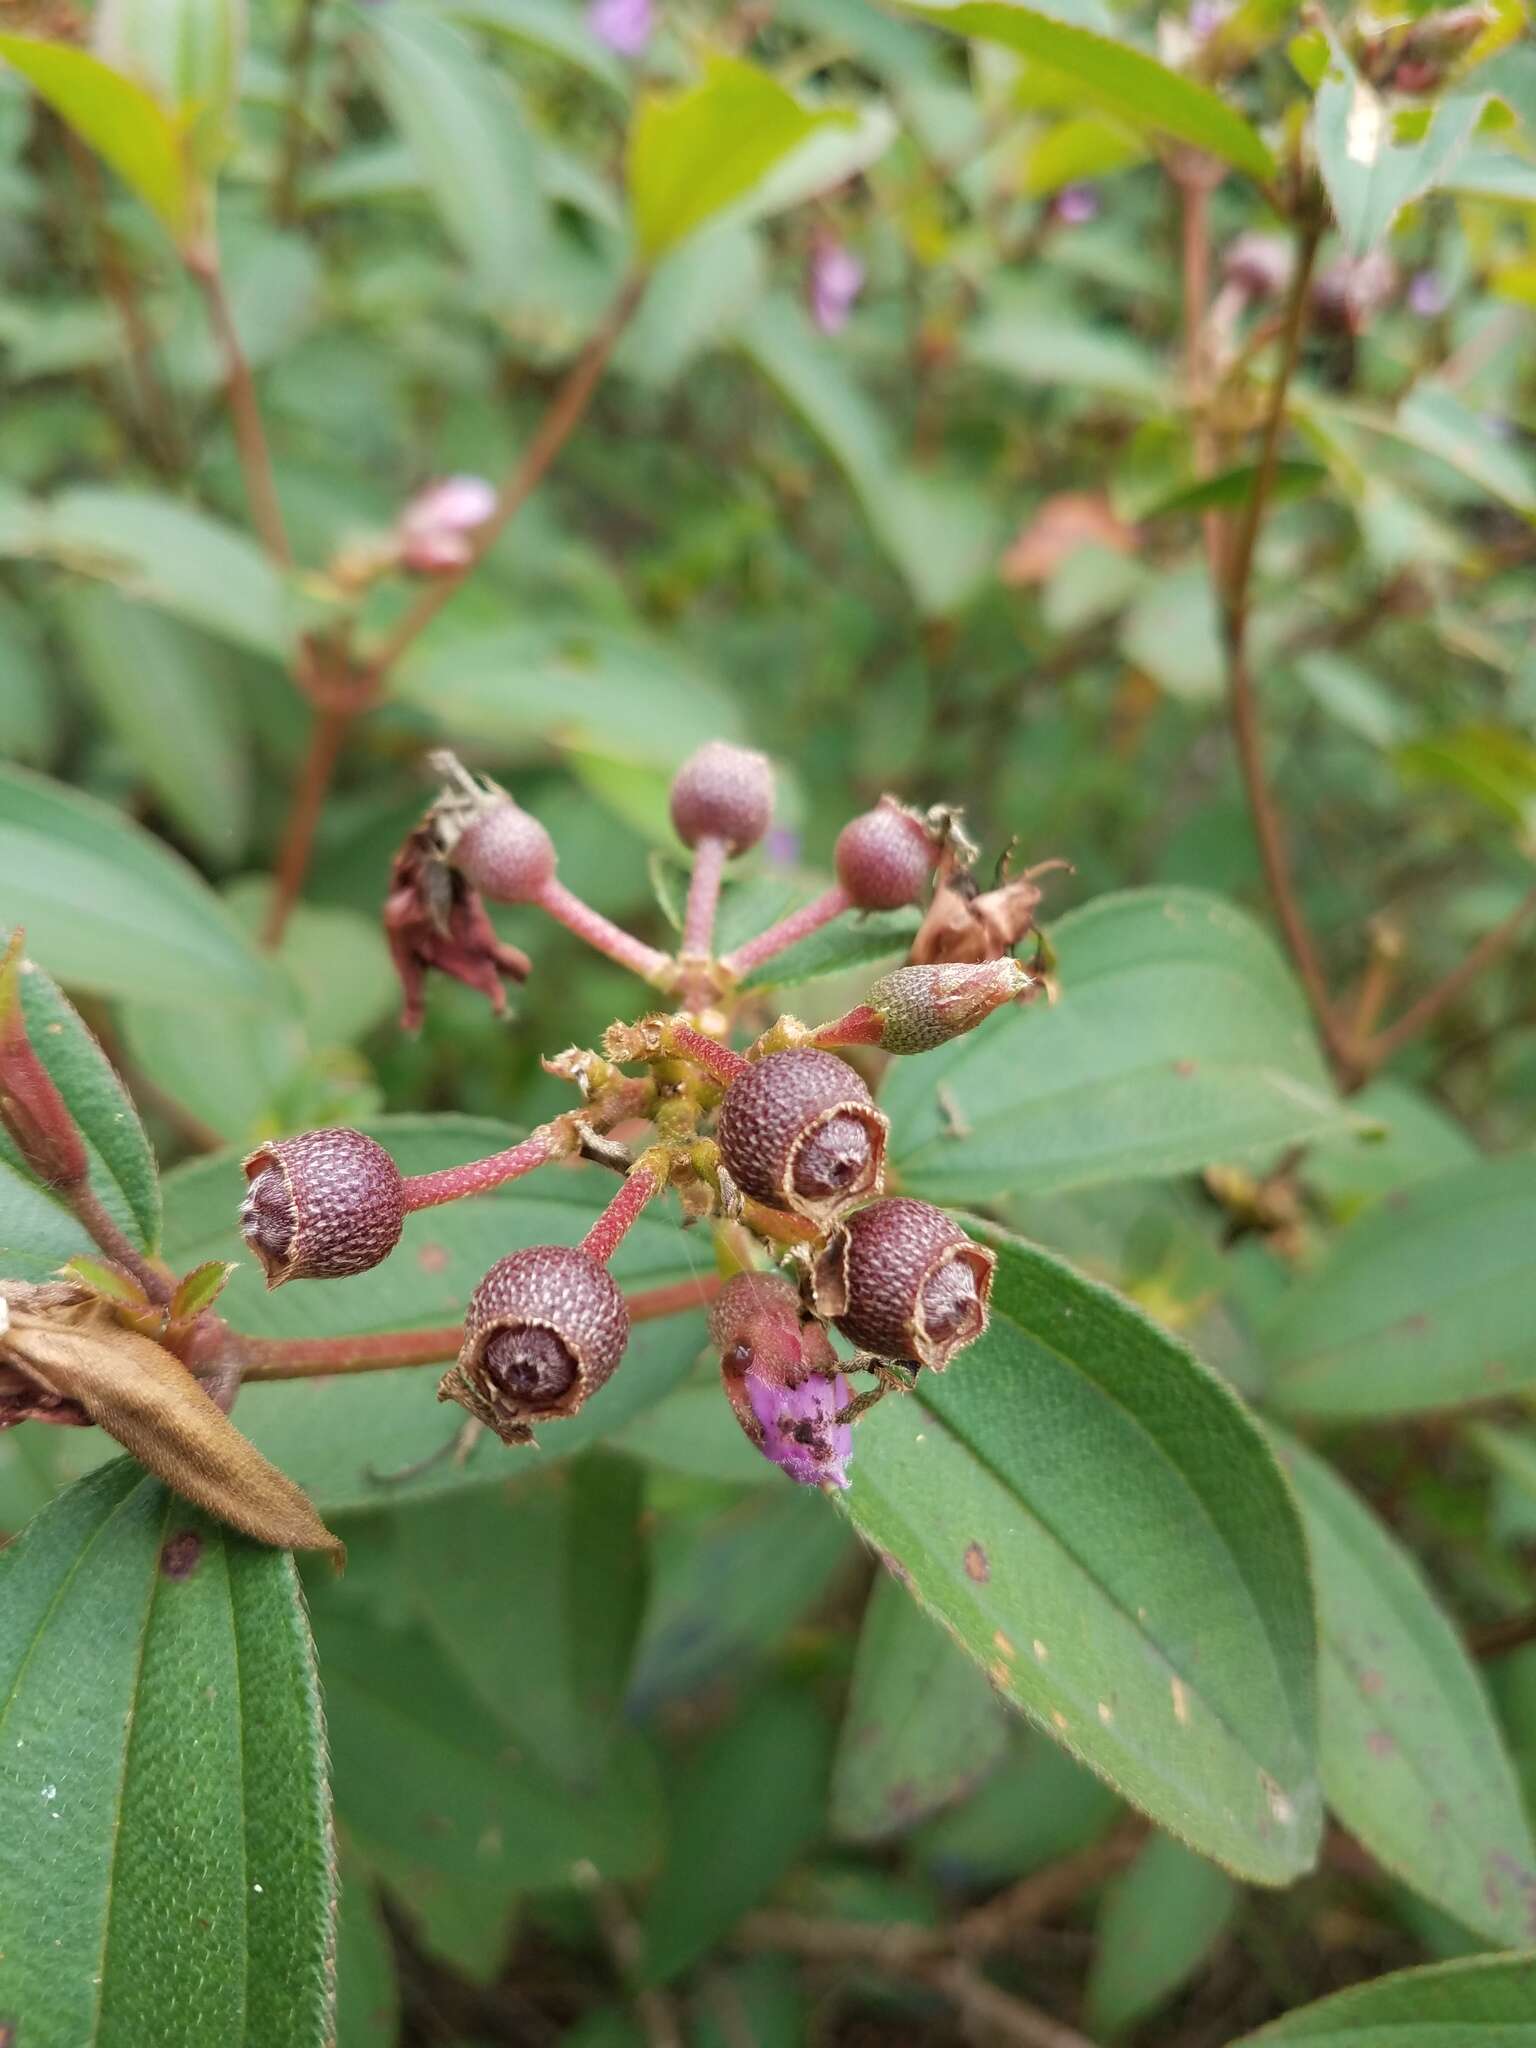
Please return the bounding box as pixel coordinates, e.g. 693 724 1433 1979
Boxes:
3 1297 342 1559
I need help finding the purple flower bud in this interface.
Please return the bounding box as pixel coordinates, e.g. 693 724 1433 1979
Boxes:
746 1366 853 1488
587 0 651 58
398 475 497 574
1407 270 1450 319
1052 183 1099 227
808 237 866 337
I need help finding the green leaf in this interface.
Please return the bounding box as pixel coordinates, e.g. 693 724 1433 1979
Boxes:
917 1732 1121 1881
395 1455 647 1787
450 0 626 93
1118 564 1224 701
1140 460 1328 523
1443 146 1536 205
1086 1832 1238 2036
735 295 999 616
1274 1431 1536 1948
967 291 1171 404
0 934 160 1251
1394 385 1536 520
882 888 1355 1206
0 1460 335 2047
897 3 1276 181
0 763 270 1007
11 486 296 658
312 1603 661 1888
641 1683 831 1982
1314 42 1484 255
629 1487 854 1710
740 907 922 990
335 1856 400 2048
1228 1955 1536 2044
841 1228 1321 1884
158 1117 713 1512
830 1571 1008 1842
628 54 855 260
1303 1078 1476 1218
1264 1158 1536 1418
56 585 252 868
93 0 245 176
355 2 551 306
394 621 745 769
0 32 194 240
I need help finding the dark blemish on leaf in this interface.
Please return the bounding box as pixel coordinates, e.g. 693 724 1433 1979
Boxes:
1358 1669 1385 1697
0 2018 16 2047
418 1241 449 1274
887 1780 919 1817
1173 1059 1198 1077
160 1531 203 1580
963 1542 989 1583
1365 1730 1396 1759
877 1549 912 1588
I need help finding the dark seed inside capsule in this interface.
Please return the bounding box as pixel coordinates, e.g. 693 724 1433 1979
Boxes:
484 1325 578 1406
793 1115 873 1198
240 1169 294 1262
920 1259 980 1345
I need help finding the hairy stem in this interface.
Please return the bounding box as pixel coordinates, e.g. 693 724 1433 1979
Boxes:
667 1020 750 1089
582 1163 663 1265
367 273 646 681
1175 158 1225 585
537 878 673 984
400 1128 565 1211
187 249 292 567
70 1185 174 1304
681 836 728 959
718 884 852 980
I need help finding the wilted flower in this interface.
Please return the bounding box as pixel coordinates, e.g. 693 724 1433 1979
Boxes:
383 821 531 1031
908 845 1067 968
587 0 651 58
1312 250 1399 334
1052 183 1100 227
808 235 865 336
398 475 497 573
746 1367 853 1487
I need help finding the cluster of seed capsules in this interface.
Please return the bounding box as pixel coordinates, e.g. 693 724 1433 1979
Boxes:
238 742 1043 1489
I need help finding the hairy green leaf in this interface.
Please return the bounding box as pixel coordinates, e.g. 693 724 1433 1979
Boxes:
1230 1954 1536 2043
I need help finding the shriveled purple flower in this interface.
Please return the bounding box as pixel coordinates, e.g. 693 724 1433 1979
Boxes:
808 237 865 336
746 1367 853 1488
1407 270 1450 319
398 475 497 573
587 0 651 58
1052 183 1099 227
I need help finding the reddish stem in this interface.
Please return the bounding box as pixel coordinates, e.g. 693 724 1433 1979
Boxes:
681 836 728 959
262 698 353 948
70 1186 174 1304
234 1271 719 1383
187 249 292 568
667 1021 749 1089
807 1003 885 1049
401 1128 562 1211
582 1164 663 1265
718 884 852 980
536 877 672 984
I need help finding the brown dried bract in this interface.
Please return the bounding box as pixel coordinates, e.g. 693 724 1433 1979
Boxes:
999 492 1138 587
384 821 532 1031
907 847 1069 969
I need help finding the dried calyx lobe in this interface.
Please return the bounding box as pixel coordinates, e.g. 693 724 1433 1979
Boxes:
240 1127 406 1287
442 1244 629 1444
813 1196 996 1371
715 1048 887 1225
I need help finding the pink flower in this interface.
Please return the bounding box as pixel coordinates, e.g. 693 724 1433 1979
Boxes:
808 238 865 336
587 0 652 58
398 475 497 574
746 1367 854 1488
1052 183 1100 227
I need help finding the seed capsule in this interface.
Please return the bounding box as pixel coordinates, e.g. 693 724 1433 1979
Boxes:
716 1048 887 1225
450 797 558 904
835 799 937 911
240 1128 406 1287
812 1196 995 1371
669 740 775 854
861 959 1031 1052
441 1244 629 1444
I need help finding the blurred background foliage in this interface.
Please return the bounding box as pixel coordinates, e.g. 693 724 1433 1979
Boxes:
3 0 1536 2043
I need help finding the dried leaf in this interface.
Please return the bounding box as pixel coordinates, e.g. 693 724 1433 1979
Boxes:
1 1283 341 1556
999 492 1138 587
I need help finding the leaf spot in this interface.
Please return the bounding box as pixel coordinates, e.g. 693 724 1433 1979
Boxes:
1032 1638 1049 1663
993 1630 1016 1661
1170 1675 1190 1725
1051 1710 1069 1732
1096 1700 1114 1726
1366 1729 1397 1759
159 1530 203 1580
1261 1773 1294 1827
418 1241 450 1274
1173 1059 1198 1077
1358 1668 1385 1697
963 1542 989 1583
